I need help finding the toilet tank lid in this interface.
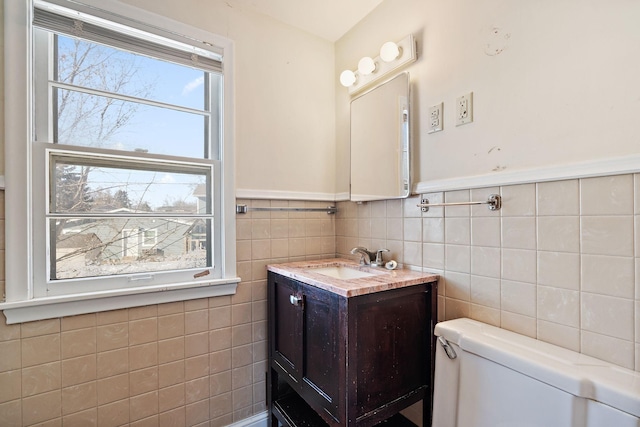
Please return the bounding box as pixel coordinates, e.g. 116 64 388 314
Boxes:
435 318 640 418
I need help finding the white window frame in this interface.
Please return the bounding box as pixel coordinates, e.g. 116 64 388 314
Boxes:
1 0 238 324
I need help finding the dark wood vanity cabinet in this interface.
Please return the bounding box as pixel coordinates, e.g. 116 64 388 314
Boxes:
267 271 438 427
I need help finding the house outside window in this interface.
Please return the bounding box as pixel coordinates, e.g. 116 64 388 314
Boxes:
2 0 238 323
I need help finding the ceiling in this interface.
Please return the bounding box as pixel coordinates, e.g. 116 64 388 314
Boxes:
228 0 384 42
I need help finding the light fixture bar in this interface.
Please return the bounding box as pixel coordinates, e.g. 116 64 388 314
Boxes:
347 34 416 95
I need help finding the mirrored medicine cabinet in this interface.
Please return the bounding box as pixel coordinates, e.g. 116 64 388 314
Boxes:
350 72 410 202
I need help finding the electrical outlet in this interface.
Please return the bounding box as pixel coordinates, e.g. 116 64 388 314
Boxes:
428 102 443 133
456 92 473 126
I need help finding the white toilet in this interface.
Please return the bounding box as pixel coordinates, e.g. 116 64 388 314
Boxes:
432 318 640 427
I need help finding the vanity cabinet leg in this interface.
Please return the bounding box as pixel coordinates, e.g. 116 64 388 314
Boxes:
267 368 276 427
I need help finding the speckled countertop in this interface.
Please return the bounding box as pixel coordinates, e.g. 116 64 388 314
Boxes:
267 258 438 298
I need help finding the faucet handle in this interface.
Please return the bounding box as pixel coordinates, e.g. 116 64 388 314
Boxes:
373 249 390 266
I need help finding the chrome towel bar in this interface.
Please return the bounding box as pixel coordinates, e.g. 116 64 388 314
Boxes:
418 194 502 212
236 205 337 214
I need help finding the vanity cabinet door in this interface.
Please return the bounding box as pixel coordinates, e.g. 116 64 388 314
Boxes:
269 272 345 425
299 282 343 421
271 274 304 379
350 286 431 421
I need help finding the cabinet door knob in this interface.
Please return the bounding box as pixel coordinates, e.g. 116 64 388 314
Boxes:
289 295 302 306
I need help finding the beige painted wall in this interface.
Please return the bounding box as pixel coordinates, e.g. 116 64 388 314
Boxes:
335 0 640 192
123 0 337 199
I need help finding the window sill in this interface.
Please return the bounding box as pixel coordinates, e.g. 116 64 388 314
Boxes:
0 277 240 324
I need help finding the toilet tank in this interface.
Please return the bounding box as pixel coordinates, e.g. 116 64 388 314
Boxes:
432 318 640 427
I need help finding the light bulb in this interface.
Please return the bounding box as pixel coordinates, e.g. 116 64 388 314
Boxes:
380 41 401 62
339 70 356 87
357 57 376 75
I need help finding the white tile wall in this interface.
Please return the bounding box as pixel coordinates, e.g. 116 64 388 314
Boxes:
336 173 640 371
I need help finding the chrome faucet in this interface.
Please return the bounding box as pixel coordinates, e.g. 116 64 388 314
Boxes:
351 246 374 265
350 247 389 267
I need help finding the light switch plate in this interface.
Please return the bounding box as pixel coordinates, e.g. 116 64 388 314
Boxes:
428 102 443 133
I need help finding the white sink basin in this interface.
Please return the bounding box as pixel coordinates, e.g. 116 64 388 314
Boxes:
311 266 377 280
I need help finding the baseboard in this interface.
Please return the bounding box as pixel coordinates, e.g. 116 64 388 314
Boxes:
228 411 268 427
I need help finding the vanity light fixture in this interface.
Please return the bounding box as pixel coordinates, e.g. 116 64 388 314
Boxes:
357 56 376 75
339 69 357 87
380 41 401 62
339 34 416 95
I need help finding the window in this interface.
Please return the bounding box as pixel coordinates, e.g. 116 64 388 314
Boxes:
2 0 237 323
142 230 158 248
